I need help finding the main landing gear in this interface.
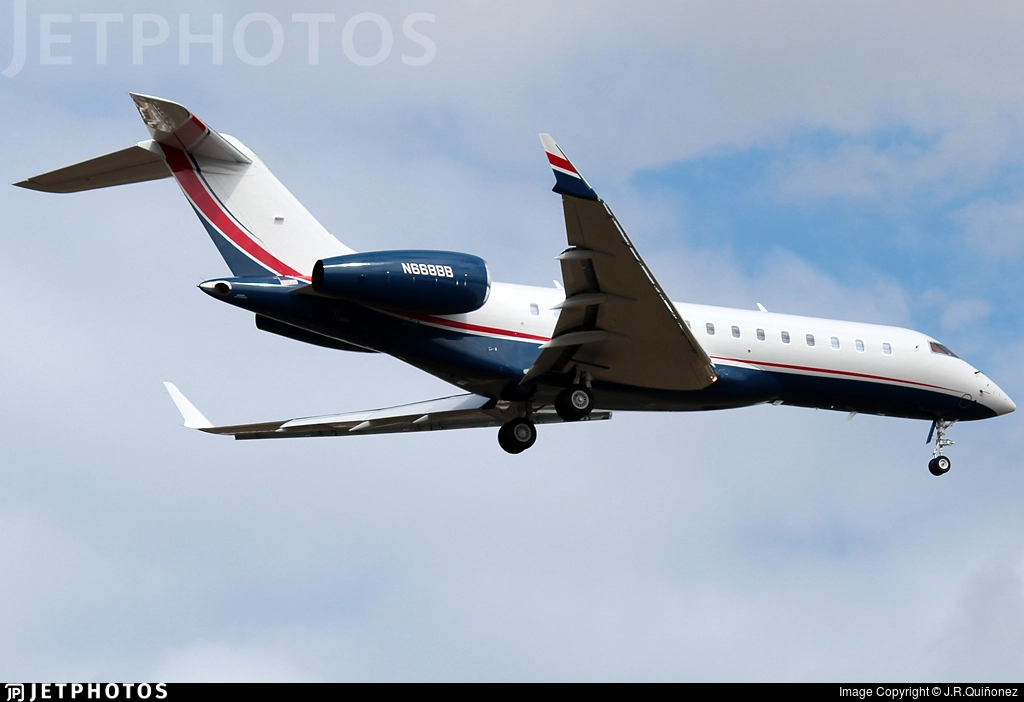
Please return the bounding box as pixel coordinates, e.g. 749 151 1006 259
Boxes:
498 374 596 454
555 384 594 422
498 417 537 454
555 371 595 423
927 419 956 476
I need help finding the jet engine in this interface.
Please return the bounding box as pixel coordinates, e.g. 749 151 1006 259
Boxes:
311 250 491 315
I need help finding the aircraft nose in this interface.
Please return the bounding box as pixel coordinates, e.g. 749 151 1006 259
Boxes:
993 389 1016 416
982 377 1016 416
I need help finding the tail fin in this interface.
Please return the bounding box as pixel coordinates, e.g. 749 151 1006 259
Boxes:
16 93 354 279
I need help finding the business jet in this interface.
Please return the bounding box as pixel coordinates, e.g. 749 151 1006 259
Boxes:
16 95 1015 475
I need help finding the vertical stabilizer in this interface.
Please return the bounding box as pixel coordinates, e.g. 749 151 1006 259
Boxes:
128 94 354 278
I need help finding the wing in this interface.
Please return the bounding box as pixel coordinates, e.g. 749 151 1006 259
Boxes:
163 383 610 440
522 135 717 392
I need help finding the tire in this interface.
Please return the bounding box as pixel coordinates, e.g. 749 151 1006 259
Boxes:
928 456 951 476
555 385 594 422
498 418 537 454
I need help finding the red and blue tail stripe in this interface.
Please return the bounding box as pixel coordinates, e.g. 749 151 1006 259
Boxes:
162 145 309 280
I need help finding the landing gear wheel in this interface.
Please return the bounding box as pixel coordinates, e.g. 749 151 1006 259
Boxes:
928 456 951 476
555 385 594 422
498 418 537 454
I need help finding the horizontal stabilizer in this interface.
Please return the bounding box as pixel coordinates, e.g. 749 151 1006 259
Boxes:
130 93 250 164
17 93 353 280
162 384 611 440
15 141 170 193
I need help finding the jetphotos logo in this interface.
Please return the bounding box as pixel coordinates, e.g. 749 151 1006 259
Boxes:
6 684 168 700
2 0 436 77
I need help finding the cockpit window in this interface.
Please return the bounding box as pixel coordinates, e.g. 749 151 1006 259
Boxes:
929 341 959 358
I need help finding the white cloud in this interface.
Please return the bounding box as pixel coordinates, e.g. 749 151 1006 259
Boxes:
152 636 329 682
937 553 1024 681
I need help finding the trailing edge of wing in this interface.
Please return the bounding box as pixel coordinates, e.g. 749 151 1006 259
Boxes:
162 384 611 440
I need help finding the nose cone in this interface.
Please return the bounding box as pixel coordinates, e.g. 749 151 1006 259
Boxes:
991 387 1016 416
978 373 1016 416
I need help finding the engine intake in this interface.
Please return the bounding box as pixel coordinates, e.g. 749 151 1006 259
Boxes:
312 250 490 315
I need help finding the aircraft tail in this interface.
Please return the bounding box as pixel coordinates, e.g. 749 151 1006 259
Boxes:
16 93 353 279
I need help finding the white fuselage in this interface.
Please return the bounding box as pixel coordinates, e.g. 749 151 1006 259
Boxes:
428 282 1015 418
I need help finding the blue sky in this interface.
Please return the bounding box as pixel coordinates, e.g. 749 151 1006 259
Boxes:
2 0 1024 681
636 128 1024 345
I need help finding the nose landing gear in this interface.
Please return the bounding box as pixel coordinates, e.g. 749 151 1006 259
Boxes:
928 455 951 476
926 419 956 476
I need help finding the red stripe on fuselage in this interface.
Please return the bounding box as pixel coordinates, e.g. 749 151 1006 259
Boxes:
546 152 579 175
710 355 957 393
377 320 954 394
162 146 309 280
157 144 956 395
393 311 552 342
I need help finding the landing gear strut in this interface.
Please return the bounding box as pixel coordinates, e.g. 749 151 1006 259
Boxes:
927 419 956 476
498 417 537 454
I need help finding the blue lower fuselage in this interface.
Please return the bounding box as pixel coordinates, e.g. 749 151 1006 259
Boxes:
207 278 997 423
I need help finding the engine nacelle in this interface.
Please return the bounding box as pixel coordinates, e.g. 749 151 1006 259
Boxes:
311 250 491 315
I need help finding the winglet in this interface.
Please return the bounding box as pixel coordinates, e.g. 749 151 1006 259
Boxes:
163 382 214 429
539 134 599 201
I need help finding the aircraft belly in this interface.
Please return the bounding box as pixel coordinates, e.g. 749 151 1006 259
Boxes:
210 281 543 386
768 371 995 421
585 363 780 411
577 366 994 421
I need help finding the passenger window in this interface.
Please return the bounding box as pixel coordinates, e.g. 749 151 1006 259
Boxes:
781 331 790 344
756 328 765 341
706 322 715 335
529 303 539 316
855 339 865 352
806 334 815 347
929 341 959 358
830 336 840 350
731 325 741 338
882 342 892 356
